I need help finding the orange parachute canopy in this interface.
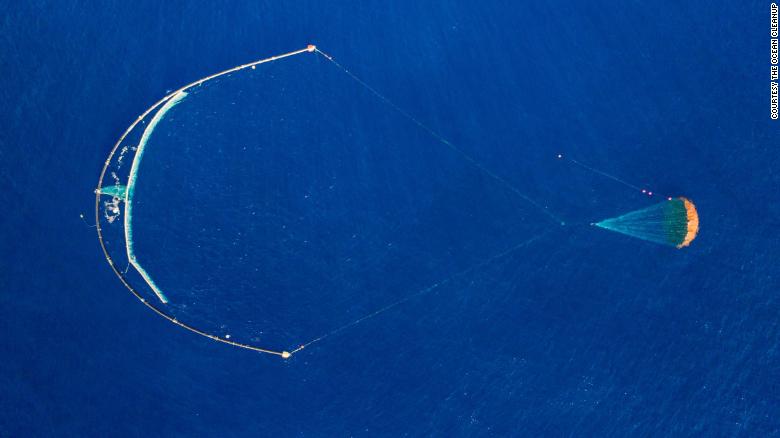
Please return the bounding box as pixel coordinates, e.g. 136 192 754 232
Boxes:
595 197 699 248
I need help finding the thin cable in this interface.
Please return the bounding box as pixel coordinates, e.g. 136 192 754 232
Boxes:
315 48 566 226
563 155 670 200
290 230 553 354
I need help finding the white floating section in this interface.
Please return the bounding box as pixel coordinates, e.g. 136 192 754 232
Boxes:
124 91 188 304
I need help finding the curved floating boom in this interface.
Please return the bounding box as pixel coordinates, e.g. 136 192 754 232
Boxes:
594 197 699 248
95 45 320 359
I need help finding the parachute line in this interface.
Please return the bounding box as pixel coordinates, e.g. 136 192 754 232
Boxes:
291 229 554 354
560 154 669 199
315 48 566 226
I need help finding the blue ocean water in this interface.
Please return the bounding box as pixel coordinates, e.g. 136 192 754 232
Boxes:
2 1 778 436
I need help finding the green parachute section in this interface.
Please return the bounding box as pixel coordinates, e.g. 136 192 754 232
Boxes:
594 197 699 248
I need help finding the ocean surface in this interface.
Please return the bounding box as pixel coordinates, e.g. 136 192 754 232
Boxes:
2 1 778 436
